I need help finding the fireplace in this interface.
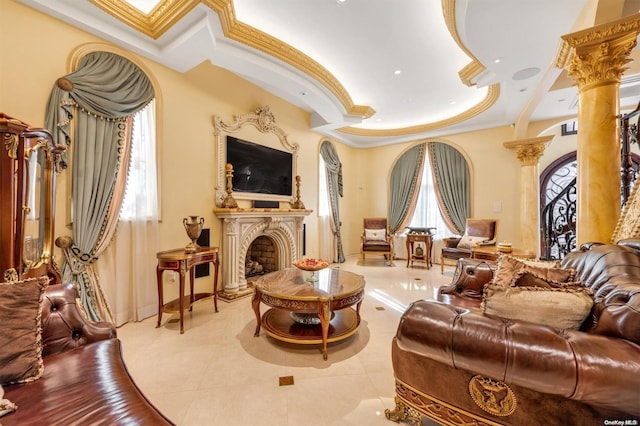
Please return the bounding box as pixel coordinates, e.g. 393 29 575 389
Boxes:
213 208 311 299
246 236 277 277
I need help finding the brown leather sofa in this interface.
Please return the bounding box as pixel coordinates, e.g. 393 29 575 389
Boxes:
2 284 174 425
386 241 640 425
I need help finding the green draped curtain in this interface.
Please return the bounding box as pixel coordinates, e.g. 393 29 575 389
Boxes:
388 144 425 234
320 141 345 263
45 51 155 322
428 142 470 234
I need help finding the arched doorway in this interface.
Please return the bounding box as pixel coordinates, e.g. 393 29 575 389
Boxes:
540 150 640 260
539 152 577 260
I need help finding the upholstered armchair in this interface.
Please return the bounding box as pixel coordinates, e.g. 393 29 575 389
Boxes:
440 218 497 273
360 217 394 265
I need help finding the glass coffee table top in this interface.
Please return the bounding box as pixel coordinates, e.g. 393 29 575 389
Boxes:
253 267 365 300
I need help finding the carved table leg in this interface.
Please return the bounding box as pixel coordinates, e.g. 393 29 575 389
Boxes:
319 300 331 360
156 266 163 328
252 288 262 337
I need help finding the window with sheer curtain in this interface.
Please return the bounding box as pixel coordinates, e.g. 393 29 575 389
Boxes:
120 99 158 220
98 98 159 325
408 153 454 241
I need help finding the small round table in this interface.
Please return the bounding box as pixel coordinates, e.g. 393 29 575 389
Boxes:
252 268 365 360
156 246 219 333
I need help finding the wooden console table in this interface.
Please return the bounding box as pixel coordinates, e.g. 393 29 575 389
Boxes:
156 246 219 333
406 232 434 268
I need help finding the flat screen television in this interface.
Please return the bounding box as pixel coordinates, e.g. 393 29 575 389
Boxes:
226 135 293 196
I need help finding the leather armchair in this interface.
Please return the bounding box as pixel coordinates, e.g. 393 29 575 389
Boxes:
440 218 497 273
360 217 393 265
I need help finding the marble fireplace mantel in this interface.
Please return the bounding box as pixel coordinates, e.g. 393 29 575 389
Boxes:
213 208 312 298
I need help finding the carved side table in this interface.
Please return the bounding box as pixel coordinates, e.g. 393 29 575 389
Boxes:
406 233 433 268
156 246 219 333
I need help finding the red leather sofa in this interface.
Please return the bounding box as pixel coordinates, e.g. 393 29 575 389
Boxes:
2 284 173 425
386 241 640 425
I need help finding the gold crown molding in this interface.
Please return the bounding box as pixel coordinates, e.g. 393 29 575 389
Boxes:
338 83 500 137
88 0 491 131
88 0 373 119
89 0 199 38
458 61 486 87
442 0 486 87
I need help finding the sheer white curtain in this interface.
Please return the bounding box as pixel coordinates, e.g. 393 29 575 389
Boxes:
97 100 159 326
318 157 334 261
408 153 454 264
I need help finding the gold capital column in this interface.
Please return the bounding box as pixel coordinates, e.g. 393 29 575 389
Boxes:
504 136 553 256
559 15 640 244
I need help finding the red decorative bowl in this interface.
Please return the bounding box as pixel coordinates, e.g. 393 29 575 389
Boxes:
293 258 329 271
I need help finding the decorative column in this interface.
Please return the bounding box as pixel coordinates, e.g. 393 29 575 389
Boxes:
559 14 640 244
221 217 240 294
504 136 553 256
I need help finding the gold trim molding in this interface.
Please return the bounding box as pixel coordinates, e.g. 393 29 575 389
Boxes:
339 84 500 137
442 0 486 87
90 0 496 137
90 0 371 119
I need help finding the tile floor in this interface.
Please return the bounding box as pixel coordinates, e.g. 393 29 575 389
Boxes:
117 255 454 425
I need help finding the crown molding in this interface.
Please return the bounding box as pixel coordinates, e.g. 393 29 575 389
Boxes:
338 84 500 137
89 0 495 137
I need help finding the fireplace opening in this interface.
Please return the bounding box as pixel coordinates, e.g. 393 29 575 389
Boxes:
246 236 278 278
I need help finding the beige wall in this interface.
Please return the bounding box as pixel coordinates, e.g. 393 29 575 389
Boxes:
3 0 574 274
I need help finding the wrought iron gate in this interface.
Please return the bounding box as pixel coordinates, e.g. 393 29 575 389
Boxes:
540 155 577 260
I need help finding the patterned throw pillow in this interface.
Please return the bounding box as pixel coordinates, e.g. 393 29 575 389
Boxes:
456 235 488 249
511 271 582 289
482 283 594 330
492 255 575 287
0 276 49 385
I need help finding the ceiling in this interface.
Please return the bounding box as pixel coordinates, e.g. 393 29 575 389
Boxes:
16 0 640 147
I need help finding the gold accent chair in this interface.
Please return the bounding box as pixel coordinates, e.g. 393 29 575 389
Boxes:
360 217 394 265
440 219 498 273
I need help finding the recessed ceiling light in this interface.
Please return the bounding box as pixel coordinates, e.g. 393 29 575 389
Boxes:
449 101 457 105
493 57 503 64
336 0 347 3
376 118 382 122
394 70 402 75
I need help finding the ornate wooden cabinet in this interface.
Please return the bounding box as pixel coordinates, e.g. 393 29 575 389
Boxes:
0 113 65 282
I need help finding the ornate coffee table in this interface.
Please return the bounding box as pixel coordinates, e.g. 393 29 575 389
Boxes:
252 268 365 360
